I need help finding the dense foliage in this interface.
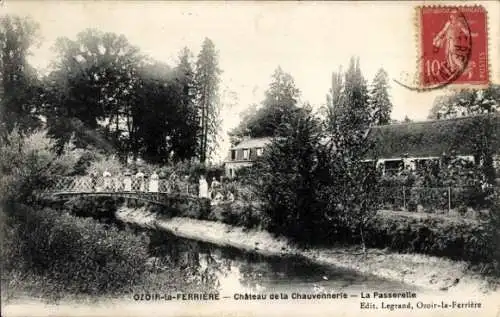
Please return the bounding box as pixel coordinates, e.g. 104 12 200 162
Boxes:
1 14 222 166
0 129 215 300
2 203 149 297
428 84 499 120
365 211 493 263
195 38 222 163
252 107 326 243
229 67 306 144
238 58 381 249
368 68 392 125
0 15 43 133
377 154 493 212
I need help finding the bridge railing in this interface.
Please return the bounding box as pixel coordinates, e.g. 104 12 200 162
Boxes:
42 176 198 196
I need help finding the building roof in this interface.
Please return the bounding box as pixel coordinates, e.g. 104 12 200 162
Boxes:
225 114 500 161
231 137 273 150
365 113 500 159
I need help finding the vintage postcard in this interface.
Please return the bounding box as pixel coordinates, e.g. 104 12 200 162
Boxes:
0 1 499 316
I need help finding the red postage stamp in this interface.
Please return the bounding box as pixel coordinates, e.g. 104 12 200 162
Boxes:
417 6 489 89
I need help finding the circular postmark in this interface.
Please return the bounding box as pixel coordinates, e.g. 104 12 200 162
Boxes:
394 7 473 92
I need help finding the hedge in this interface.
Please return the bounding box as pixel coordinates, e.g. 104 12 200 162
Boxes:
364 211 491 262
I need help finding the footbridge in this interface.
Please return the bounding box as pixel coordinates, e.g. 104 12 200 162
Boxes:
39 175 201 205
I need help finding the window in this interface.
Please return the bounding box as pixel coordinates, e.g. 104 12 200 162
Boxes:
256 148 263 156
243 149 249 160
231 150 236 160
384 160 404 175
229 168 233 177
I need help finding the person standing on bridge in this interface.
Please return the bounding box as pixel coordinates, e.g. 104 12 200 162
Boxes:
149 171 159 193
123 171 132 191
135 170 145 192
103 170 112 191
199 175 209 198
210 177 221 199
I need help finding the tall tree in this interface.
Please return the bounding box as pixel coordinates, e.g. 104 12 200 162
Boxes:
45 29 142 155
0 15 42 133
229 67 302 142
171 47 198 161
325 68 343 124
369 68 392 125
194 38 221 163
133 61 174 164
323 57 378 253
252 106 326 243
329 57 373 159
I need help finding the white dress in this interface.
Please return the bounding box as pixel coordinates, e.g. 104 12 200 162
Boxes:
199 178 209 198
123 176 132 191
103 171 112 191
149 173 159 192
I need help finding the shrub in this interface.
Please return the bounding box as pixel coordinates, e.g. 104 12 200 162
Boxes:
150 196 211 220
251 109 329 243
214 200 264 229
2 204 149 297
87 153 124 176
364 210 493 262
0 129 82 203
157 160 206 184
484 190 500 274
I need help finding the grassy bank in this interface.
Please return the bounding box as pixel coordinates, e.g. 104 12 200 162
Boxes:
0 203 218 304
116 207 500 295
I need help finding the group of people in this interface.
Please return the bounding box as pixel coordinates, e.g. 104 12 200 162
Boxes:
198 175 234 204
84 171 234 202
89 170 161 193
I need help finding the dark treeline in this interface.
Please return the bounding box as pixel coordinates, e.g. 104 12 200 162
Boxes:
0 15 221 165
226 57 499 261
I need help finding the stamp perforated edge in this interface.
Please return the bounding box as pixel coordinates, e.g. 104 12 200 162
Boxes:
414 4 491 91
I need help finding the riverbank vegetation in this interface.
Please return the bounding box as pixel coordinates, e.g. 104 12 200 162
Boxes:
1 11 499 302
221 60 500 275
0 13 226 301
0 130 220 302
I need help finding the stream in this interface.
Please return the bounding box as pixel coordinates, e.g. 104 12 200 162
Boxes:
146 230 418 296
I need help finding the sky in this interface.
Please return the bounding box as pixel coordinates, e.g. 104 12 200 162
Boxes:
4 1 500 162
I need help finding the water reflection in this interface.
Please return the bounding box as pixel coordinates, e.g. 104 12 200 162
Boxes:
147 231 417 295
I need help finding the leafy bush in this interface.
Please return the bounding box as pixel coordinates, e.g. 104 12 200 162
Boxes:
87 153 124 176
2 204 149 297
150 196 211 220
251 108 328 243
484 190 500 274
213 200 265 229
364 210 494 262
157 160 205 183
0 129 82 203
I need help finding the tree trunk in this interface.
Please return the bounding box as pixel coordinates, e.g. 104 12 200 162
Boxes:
360 225 367 257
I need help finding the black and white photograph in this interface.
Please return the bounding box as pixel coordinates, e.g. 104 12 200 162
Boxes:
0 1 499 316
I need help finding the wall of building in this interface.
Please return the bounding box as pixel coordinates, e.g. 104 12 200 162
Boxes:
225 161 253 178
229 147 264 162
